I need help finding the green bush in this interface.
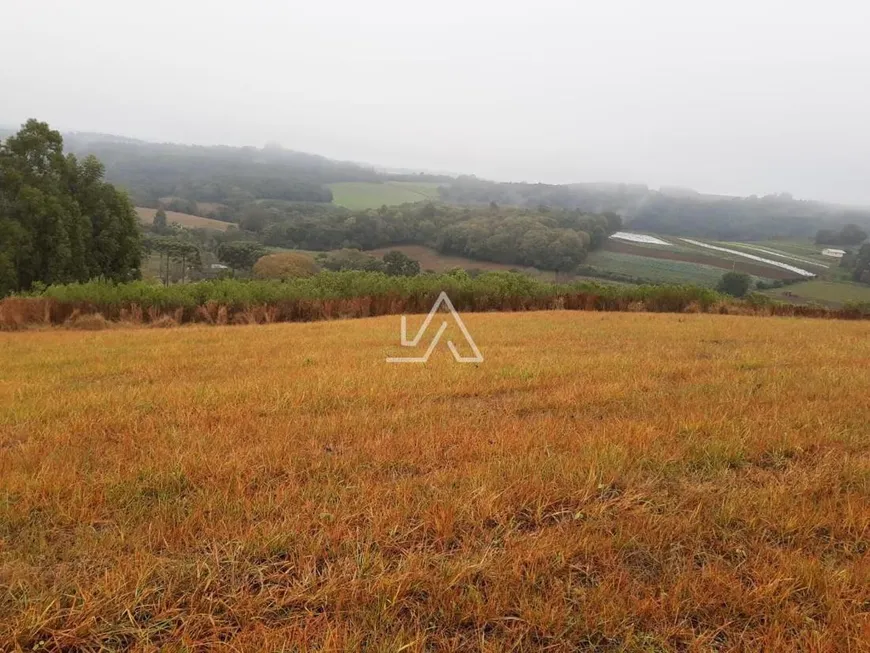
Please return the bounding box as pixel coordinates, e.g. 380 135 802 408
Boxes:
717 272 752 297
28 271 721 315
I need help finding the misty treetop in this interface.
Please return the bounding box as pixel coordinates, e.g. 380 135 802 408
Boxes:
815 223 868 247
0 120 141 295
440 177 870 241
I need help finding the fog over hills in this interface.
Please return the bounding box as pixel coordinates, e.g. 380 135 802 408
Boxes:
3 0 870 204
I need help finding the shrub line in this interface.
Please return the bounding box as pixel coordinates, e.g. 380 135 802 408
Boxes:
1 272 868 330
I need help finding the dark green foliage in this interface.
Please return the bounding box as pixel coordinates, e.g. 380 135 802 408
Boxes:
853 244 870 284
816 224 869 246
216 241 268 272
839 251 857 270
717 271 752 297
153 208 168 231
0 120 141 296
144 235 202 284
29 272 720 317
382 250 421 277
755 277 803 291
317 249 385 272
258 202 618 272
8 272 868 329
239 206 274 233
166 198 197 214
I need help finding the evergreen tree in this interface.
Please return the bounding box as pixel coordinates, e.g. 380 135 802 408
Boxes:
154 208 168 231
0 120 141 295
717 271 752 297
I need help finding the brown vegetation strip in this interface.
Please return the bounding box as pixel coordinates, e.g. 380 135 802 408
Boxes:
602 240 801 280
1 292 869 332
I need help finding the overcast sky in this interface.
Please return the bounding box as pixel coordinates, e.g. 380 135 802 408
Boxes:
2 0 869 204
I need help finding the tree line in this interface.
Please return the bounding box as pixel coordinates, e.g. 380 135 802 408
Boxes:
815 224 868 247
245 202 621 272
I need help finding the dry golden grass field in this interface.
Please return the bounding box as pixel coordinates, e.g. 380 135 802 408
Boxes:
0 312 868 651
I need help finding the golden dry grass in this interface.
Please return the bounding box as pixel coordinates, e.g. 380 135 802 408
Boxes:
135 207 233 231
0 312 868 650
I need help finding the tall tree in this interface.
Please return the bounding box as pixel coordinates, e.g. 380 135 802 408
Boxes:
717 271 752 297
0 120 141 295
853 244 870 284
382 250 421 277
154 207 168 231
216 241 267 272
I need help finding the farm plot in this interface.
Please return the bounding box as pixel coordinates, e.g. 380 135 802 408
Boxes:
600 240 793 281
329 182 442 209
680 240 815 277
585 249 743 285
136 207 233 231
762 279 870 306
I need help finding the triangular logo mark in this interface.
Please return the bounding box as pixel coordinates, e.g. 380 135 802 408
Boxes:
386 292 483 363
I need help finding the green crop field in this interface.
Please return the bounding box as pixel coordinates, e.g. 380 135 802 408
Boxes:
763 279 870 306
585 250 745 286
329 181 442 209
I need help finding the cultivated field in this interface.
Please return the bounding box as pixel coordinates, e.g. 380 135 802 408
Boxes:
1 312 868 650
361 246 623 284
763 279 870 306
364 245 540 275
135 207 233 231
601 240 793 281
329 182 442 209
743 240 839 265
585 249 739 286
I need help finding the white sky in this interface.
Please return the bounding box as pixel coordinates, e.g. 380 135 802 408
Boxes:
2 0 869 204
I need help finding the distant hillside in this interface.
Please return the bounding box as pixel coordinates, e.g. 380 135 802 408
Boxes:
439 177 870 241
59 132 381 208
5 124 869 242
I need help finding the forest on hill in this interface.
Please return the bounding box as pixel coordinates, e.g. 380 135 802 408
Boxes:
60 134 377 207
439 177 870 241
0 122 623 295
5 127 867 244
